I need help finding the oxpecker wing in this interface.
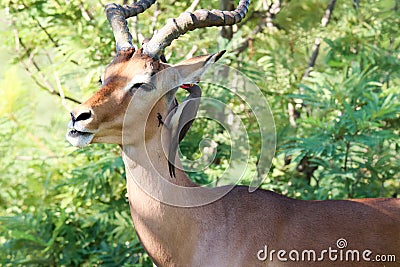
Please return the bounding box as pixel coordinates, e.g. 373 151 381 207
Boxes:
166 84 202 178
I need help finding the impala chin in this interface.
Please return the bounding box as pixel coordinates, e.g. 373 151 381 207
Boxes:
66 129 95 147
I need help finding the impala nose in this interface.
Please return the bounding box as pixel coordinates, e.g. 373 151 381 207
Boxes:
70 110 92 123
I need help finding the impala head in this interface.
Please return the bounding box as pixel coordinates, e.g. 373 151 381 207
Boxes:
66 0 250 147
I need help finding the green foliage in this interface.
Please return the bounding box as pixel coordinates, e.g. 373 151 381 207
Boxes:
0 0 399 265
284 63 399 199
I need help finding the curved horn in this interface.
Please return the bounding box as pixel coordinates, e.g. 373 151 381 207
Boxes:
143 0 250 58
106 0 156 52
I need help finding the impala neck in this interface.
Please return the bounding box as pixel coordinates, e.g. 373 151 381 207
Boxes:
121 125 199 266
122 130 197 188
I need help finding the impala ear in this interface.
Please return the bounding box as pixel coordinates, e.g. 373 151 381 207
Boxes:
172 50 225 85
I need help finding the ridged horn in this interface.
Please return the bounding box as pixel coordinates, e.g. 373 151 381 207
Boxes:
105 0 156 51
143 0 250 58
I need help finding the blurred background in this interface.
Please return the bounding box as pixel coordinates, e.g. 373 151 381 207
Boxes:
0 0 399 266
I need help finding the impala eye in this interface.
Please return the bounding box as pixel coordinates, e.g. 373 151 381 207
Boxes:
140 83 154 91
131 83 144 90
129 83 144 96
129 83 154 96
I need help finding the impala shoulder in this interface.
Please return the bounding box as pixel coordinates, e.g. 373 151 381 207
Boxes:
223 186 298 212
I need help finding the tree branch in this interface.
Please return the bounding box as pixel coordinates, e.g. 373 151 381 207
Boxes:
79 0 94 21
13 29 82 105
151 3 161 35
303 38 321 79
185 0 201 12
220 0 234 40
185 45 198 59
303 0 336 79
343 141 350 171
289 0 337 127
55 72 73 111
233 1 281 57
353 0 360 9
20 2 60 47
